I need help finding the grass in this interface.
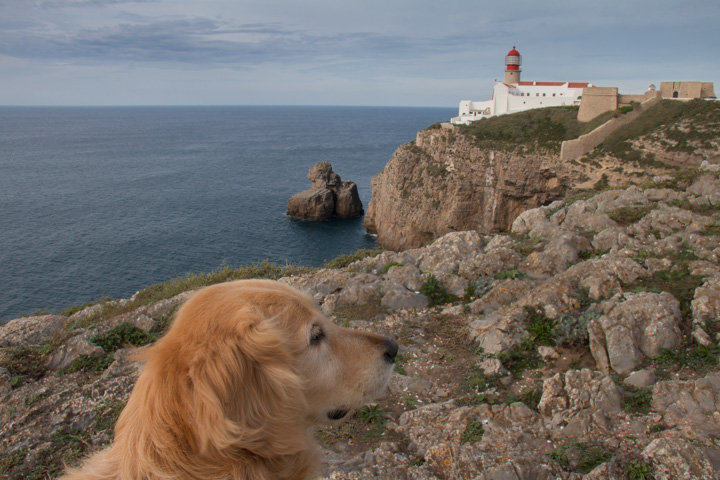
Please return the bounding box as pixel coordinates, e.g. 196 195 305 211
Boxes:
94 398 127 433
64 260 316 329
595 99 720 162
324 249 384 269
458 106 603 154
623 386 653 415
654 344 720 372
548 442 613 474
355 404 387 438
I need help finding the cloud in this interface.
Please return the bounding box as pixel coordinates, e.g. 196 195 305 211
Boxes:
0 14 476 69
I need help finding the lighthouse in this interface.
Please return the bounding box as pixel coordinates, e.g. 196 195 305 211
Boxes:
504 46 521 84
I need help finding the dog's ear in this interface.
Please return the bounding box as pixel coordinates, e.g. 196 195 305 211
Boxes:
187 306 308 458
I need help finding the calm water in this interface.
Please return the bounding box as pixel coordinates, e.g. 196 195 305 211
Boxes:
0 106 454 322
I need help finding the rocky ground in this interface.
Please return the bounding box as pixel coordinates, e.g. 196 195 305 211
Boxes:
3 168 720 479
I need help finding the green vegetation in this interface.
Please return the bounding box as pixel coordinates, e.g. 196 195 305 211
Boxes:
623 386 653 415
64 260 315 330
655 344 720 372
420 274 458 306
524 306 556 346
460 418 485 444
61 353 115 375
355 404 387 437
594 99 720 162
494 269 529 280
383 261 403 272
92 323 156 352
94 398 127 433
497 338 544 377
0 449 26 474
606 204 656 225
458 106 608 153
548 442 613 474
625 459 654 480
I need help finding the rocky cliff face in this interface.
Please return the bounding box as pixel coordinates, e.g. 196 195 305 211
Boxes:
3 169 720 479
364 128 569 250
288 162 364 221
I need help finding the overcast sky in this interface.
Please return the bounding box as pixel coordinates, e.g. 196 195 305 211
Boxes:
1 0 718 107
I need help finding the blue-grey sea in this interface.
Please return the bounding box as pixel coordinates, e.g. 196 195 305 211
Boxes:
0 106 454 322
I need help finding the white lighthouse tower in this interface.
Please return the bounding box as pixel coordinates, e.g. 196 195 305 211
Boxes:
504 46 522 84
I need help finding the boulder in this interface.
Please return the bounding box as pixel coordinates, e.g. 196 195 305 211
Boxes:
588 292 683 375
287 162 363 220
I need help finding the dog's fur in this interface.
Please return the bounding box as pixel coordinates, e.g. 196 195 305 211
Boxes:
61 279 397 480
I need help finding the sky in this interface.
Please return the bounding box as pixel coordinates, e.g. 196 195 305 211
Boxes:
1 0 718 107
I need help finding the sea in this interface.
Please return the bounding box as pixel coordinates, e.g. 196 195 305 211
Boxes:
0 105 455 323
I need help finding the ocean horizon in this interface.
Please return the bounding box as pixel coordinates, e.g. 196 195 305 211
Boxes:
0 105 455 323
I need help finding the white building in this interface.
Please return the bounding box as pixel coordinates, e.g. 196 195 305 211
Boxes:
451 47 593 125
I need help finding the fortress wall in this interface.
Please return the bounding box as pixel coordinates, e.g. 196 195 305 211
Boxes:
578 87 618 122
618 94 649 105
560 93 662 162
660 81 712 99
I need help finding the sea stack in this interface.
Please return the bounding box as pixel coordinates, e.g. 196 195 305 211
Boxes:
287 162 364 221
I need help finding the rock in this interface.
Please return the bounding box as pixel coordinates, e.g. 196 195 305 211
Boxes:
479 358 507 376
45 332 105 372
624 369 657 389
381 290 428 312
538 369 622 420
588 292 683 375
0 315 66 347
287 188 335 221
651 373 720 439
364 130 568 250
287 162 363 220
643 438 715 480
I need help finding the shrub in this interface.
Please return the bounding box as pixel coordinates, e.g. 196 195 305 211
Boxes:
524 306 556 346
420 274 458 306
460 418 485 444
92 323 156 353
548 442 612 474
494 269 529 280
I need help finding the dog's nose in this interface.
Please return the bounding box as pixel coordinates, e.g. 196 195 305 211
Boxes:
383 337 399 364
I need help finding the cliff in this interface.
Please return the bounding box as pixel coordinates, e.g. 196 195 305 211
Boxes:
365 100 720 251
3 168 720 479
364 127 569 250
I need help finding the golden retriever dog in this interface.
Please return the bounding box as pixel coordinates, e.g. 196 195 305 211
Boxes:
61 279 398 480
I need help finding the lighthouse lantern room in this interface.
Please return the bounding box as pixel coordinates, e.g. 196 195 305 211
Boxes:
504 46 522 84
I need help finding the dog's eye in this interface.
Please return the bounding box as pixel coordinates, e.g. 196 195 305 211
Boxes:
309 325 325 345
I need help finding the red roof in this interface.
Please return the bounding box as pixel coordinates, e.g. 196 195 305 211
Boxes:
507 46 520 56
517 81 592 88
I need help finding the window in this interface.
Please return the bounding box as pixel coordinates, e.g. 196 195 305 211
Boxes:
543 93 546 97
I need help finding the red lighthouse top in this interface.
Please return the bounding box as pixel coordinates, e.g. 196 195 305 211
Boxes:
505 46 522 71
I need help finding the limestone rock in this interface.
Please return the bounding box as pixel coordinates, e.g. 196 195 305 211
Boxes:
0 315 66 347
364 130 568 250
588 292 683 375
287 162 363 220
643 438 715 480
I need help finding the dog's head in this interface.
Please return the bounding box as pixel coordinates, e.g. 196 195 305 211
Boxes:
121 279 397 467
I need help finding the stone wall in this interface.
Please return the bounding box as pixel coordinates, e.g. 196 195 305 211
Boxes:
660 81 716 99
560 92 662 162
577 87 618 122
